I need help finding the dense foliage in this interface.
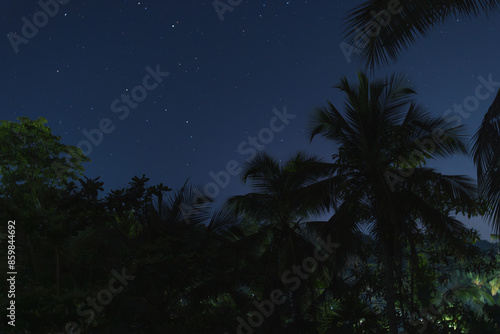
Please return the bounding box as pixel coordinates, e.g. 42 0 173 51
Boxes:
1 82 500 334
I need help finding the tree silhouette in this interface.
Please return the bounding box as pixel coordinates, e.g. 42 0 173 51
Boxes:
343 0 500 235
227 151 336 332
307 72 478 333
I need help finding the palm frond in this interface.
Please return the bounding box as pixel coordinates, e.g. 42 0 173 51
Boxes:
472 89 500 232
343 0 500 69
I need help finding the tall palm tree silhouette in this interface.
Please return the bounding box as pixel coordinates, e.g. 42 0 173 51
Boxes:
343 0 500 236
227 151 336 331
307 72 478 333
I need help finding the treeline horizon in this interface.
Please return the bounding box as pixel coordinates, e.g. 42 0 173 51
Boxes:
2 70 500 333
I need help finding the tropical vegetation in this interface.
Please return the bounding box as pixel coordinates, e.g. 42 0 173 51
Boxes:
2 1 500 332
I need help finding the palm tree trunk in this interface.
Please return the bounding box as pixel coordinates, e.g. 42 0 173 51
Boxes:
398 254 406 332
55 246 60 296
410 239 417 316
383 239 398 334
27 235 39 280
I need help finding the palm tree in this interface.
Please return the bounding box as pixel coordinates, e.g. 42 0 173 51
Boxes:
307 72 479 333
343 0 500 70
472 90 500 233
227 151 337 332
343 0 500 234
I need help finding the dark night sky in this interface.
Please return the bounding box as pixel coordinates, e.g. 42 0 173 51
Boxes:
1 0 499 239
